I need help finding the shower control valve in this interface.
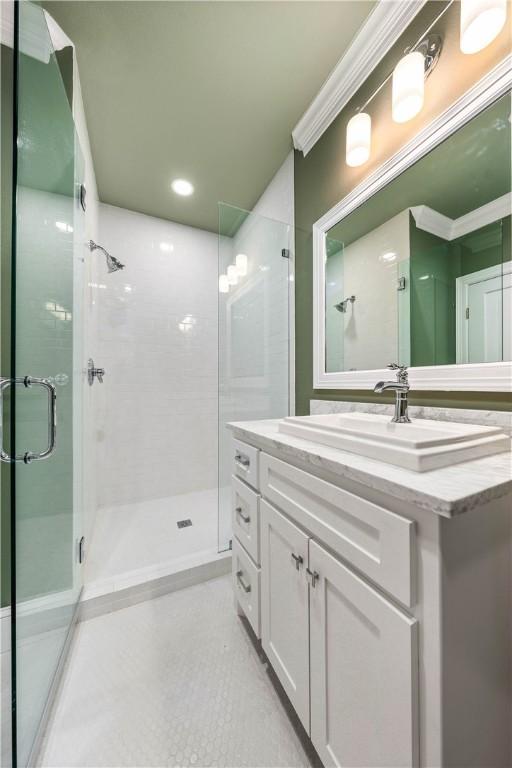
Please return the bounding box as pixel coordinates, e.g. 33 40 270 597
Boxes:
88 358 105 386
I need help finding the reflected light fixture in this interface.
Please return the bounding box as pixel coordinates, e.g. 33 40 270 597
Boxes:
380 251 397 263
171 178 194 196
392 50 425 123
227 264 238 285
235 253 248 276
346 112 371 167
219 274 229 293
460 0 507 53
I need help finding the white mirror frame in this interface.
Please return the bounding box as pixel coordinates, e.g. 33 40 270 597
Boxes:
313 56 512 391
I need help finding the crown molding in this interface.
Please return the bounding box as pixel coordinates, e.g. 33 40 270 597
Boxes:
411 193 511 241
292 0 428 156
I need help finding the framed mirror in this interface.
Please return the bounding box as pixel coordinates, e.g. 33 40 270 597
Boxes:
313 62 511 391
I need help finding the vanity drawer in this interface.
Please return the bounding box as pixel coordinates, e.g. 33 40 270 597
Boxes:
232 438 259 491
232 475 260 565
232 537 261 638
260 453 414 606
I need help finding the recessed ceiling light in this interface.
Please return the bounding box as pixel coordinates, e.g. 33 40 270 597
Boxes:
171 179 194 196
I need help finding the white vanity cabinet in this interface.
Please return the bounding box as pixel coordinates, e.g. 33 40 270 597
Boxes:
260 499 418 767
309 539 418 768
230 429 512 768
260 500 310 729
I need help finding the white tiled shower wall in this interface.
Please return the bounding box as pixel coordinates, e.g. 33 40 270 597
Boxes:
93 204 218 509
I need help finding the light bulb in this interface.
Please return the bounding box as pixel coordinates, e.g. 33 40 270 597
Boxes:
219 274 229 293
392 51 425 124
460 0 507 53
346 112 371 167
235 253 248 276
227 265 238 285
171 179 194 196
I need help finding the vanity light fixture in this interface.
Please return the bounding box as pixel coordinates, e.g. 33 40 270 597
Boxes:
219 274 229 293
235 253 248 276
346 112 371 167
344 28 442 166
460 0 507 53
171 178 194 196
392 50 425 123
227 264 238 285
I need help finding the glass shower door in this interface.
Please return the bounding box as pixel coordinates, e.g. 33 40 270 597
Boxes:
10 4 83 765
218 203 291 551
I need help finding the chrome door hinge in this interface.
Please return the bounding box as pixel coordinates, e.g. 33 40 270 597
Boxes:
397 277 407 291
465 307 470 319
306 568 319 588
281 248 290 259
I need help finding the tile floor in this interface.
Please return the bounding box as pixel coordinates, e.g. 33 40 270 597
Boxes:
39 575 316 768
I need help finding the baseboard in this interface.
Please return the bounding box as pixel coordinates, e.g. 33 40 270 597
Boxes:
79 553 232 622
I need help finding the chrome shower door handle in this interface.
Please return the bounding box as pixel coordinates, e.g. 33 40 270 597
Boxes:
0 376 57 464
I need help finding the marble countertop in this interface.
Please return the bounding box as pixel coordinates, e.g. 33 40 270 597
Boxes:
228 419 512 517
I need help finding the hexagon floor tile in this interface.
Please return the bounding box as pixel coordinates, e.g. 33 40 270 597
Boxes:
39 575 317 767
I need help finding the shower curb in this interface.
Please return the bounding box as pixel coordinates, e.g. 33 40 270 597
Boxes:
79 554 232 622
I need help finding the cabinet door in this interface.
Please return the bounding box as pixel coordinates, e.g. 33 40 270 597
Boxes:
260 499 310 731
310 540 419 768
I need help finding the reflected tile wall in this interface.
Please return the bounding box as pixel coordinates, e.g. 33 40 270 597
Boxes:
95 204 218 508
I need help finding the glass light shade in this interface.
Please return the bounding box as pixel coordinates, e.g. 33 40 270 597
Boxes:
460 0 507 53
219 274 229 293
235 252 248 276
392 51 425 124
227 264 238 285
346 112 371 167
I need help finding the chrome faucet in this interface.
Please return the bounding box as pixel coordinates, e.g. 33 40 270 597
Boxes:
374 364 411 424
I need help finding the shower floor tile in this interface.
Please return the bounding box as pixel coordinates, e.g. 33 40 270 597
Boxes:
85 488 221 594
39 575 316 768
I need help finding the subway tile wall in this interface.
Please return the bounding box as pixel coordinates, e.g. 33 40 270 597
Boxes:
95 204 218 509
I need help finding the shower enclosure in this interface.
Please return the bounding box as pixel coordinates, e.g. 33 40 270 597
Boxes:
218 203 292 551
2 6 293 764
5 3 84 765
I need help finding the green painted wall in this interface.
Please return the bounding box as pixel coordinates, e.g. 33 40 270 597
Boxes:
294 0 512 415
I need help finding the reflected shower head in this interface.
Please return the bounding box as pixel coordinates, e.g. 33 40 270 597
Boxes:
334 295 356 313
89 240 125 273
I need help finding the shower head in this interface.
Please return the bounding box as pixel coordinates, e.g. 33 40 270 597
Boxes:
334 295 356 313
89 240 125 273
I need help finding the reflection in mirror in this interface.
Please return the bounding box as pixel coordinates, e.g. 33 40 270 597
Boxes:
324 92 511 373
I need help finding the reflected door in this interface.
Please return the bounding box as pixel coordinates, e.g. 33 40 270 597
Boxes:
456 262 511 364
10 4 84 765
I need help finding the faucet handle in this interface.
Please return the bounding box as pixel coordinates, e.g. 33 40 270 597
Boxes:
387 363 408 384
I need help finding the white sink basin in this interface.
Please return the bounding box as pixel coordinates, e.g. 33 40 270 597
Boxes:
278 412 511 472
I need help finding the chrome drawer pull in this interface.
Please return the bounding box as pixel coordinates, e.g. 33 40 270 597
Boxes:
291 553 304 570
235 506 251 524
235 452 250 469
236 570 251 593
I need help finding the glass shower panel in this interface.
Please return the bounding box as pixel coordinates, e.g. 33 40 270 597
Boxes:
12 4 83 764
218 203 291 552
